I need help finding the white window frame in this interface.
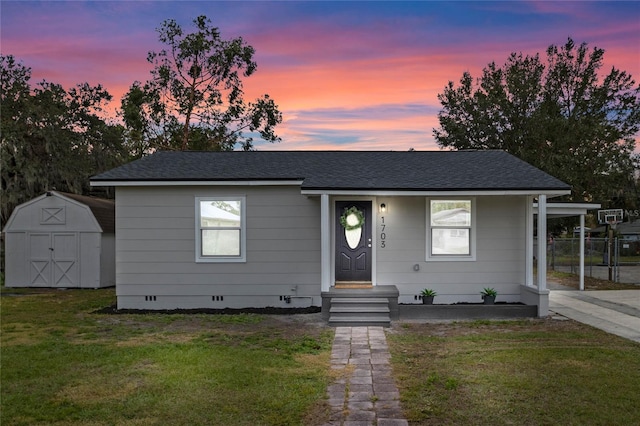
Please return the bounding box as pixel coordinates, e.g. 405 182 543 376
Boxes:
426 197 476 262
195 196 246 263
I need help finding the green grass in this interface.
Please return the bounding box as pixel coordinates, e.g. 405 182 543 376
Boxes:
387 319 640 425
1 288 333 425
6 286 640 425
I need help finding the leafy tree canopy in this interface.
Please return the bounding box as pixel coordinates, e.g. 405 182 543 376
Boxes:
1 54 129 224
434 38 640 210
122 15 282 153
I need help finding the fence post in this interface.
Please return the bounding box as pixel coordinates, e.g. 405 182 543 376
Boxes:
589 238 593 278
608 227 613 281
614 237 620 283
571 237 575 274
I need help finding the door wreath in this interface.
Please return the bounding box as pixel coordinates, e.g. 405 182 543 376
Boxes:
340 206 365 230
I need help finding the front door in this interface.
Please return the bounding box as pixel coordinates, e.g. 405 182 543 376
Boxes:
335 201 372 282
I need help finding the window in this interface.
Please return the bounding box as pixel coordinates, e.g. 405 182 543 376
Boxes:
196 197 246 262
427 199 475 260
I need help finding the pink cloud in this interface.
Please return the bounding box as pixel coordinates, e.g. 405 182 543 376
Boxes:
3 1 637 154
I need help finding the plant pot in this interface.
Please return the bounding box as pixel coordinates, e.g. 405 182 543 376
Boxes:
422 296 435 305
482 295 496 305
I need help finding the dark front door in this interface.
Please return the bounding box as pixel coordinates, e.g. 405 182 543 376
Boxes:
335 201 372 282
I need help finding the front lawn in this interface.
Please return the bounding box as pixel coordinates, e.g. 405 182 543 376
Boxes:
387 319 640 425
4 286 640 425
1 288 333 425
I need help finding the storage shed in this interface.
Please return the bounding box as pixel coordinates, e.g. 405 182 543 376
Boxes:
3 191 115 288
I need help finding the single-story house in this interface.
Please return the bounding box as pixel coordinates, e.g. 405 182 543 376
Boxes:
3 191 115 288
90 150 571 325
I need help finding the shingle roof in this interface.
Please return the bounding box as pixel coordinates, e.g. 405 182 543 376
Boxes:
91 150 570 192
59 192 115 233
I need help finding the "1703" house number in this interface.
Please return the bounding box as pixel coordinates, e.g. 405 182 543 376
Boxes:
380 216 386 248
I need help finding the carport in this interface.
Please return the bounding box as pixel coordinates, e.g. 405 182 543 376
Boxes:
534 202 601 290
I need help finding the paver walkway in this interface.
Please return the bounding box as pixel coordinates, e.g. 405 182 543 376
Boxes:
324 326 408 426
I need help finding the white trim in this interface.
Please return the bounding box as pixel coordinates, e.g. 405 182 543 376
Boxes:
320 194 331 292
302 189 570 197
425 197 477 262
195 196 246 263
91 180 303 187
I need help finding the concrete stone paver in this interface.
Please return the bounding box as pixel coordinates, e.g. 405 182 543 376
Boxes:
324 326 408 426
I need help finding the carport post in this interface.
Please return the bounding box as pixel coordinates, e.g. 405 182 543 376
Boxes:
579 214 585 291
537 195 547 290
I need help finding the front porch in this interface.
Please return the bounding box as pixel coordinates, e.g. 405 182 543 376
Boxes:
321 285 539 326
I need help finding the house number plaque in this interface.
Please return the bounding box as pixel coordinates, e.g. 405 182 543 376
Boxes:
380 216 386 248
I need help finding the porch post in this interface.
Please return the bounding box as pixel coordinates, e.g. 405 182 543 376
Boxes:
525 195 534 287
579 214 585 291
537 195 547 290
320 193 331 292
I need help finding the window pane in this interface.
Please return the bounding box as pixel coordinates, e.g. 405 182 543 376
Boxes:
202 230 240 256
200 201 241 227
431 200 471 227
432 228 470 255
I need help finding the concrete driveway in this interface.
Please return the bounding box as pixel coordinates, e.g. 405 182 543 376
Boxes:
549 286 640 343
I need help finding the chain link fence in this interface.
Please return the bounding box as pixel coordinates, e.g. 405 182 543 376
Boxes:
546 237 640 284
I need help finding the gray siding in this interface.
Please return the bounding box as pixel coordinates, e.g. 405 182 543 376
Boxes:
375 196 527 304
115 186 321 309
115 188 530 308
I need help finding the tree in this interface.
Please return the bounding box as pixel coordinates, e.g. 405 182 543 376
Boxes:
1 54 129 225
434 38 640 208
122 15 282 152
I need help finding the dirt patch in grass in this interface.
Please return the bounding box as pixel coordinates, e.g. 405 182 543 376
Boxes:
548 271 639 290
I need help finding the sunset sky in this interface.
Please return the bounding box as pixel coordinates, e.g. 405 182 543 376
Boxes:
2 1 639 151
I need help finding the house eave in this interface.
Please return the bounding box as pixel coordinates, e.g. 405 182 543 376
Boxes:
300 189 571 197
90 180 305 187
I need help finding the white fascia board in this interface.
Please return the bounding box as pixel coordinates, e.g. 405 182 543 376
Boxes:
533 202 602 216
91 180 304 187
300 189 571 197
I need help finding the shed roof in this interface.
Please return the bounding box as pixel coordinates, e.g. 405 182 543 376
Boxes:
58 192 115 233
91 150 570 193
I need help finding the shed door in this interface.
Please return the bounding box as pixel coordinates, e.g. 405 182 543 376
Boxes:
29 233 78 287
52 233 78 286
29 233 51 286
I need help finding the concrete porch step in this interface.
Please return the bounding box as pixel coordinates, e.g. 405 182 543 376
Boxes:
328 315 391 327
328 296 392 327
322 285 399 327
331 297 389 305
330 305 390 314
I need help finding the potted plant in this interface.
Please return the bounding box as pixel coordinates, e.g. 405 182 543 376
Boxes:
481 287 497 305
420 288 437 305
